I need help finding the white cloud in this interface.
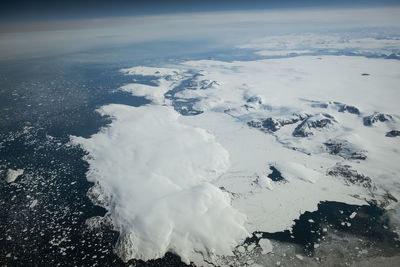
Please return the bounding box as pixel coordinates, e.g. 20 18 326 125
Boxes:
1 6 400 60
71 104 248 264
239 33 400 57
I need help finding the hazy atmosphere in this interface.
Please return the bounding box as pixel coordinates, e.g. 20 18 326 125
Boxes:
1 1 400 266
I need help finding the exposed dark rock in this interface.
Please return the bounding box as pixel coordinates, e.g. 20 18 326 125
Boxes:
386 130 400 137
247 120 263 129
200 80 219 89
324 139 367 160
328 166 397 209
338 104 360 115
376 191 399 208
247 113 309 133
307 100 360 115
243 96 263 110
246 95 263 104
293 114 336 137
385 53 400 60
363 112 393 126
242 95 271 111
386 192 398 202
327 164 374 189
267 166 285 182
261 117 282 132
311 102 329 108
296 113 310 120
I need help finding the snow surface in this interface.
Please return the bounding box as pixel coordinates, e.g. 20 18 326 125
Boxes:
72 55 400 265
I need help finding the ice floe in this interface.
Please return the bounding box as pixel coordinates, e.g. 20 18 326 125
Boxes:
6 169 24 183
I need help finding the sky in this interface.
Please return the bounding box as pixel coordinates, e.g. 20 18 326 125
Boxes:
0 1 399 62
1 0 400 23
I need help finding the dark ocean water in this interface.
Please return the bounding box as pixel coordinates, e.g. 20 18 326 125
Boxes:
0 42 399 266
0 48 191 266
248 201 399 256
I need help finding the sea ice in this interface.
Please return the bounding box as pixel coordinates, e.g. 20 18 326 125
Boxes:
259 239 273 255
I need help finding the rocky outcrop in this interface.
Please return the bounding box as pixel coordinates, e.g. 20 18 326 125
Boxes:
243 95 269 110
200 80 220 89
386 130 400 137
260 117 283 132
261 117 301 132
327 164 374 190
363 112 393 126
247 120 263 129
308 100 360 115
267 166 285 182
246 95 263 105
293 113 336 137
248 113 309 132
338 104 360 115
371 191 399 208
324 139 367 160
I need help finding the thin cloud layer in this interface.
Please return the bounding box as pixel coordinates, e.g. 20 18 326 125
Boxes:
1 7 400 61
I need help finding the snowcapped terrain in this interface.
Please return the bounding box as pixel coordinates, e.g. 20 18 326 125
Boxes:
72 55 400 265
